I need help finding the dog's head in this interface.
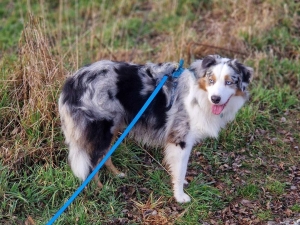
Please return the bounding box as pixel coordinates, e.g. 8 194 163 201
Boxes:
190 55 253 115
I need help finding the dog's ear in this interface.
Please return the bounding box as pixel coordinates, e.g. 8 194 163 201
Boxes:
202 55 218 69
228 59 254 91
189 55 220 78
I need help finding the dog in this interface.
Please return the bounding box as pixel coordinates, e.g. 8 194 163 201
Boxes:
58 55 253 203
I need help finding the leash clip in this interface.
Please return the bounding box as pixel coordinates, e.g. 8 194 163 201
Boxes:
172 59 184 78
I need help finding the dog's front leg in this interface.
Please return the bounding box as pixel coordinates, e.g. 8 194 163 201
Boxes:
164 141 193 203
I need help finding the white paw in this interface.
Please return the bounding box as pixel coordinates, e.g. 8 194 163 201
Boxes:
184 179 189 185
174 192 191 203
116 173 126 178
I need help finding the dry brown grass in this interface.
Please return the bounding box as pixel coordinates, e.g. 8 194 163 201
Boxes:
185 0 291 63
132 194 175 225
1 14 66 167
15 14 65 127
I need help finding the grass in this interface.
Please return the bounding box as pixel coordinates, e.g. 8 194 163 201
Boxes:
265 178 286 196
291 204 300 213
237 184 261 200
1 0 300 224
256 210 273 221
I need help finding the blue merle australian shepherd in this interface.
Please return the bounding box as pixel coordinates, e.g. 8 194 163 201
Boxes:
58 55 253 203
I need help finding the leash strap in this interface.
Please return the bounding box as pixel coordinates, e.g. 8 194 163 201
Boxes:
46 59 184 225
166 59 185 111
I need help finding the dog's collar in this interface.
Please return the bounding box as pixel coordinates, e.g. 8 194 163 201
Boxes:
166 59 185 111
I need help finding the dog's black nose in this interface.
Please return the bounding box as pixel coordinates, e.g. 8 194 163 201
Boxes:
211 95 221 104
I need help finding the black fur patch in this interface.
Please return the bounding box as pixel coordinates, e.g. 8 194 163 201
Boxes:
86 119 114 166
149 89 168 129
179 141 186 149
239 65 252 84
115 63 167 129
61 73 86 106
108 90 114 100
115 63 145 119
145 68 153 78
228 60 251 84
202 56 217 69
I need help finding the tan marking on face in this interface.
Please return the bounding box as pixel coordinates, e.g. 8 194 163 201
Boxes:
224 75 234 84
209 74 217 84
198 77 207 91
235 89 246 96
199 73 217 91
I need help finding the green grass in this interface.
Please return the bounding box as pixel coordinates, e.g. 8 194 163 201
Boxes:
237 184 261 200
1 0 300 224
265 178 286 196
256 210 273 221
290 204 300 213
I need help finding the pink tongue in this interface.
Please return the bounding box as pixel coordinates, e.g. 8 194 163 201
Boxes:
212 104 225 115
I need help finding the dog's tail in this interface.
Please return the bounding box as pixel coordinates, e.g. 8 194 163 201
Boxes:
68 142 91 181
58 96 92 181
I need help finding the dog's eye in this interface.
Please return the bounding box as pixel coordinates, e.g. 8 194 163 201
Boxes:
225 81 232 85
209 79 214 84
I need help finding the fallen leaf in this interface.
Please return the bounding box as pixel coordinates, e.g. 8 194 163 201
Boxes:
284 208 292 216
25 216 35 225
279 162 284 170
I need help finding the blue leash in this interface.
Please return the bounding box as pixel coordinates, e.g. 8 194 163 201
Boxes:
46 59 184 225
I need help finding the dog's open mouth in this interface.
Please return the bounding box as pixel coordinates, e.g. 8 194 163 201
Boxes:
212 104 226 115
211 96 232 115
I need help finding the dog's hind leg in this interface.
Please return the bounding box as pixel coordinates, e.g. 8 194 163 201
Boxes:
92 156 125 189
164 136 194 203
105 129 125 177
104 130 125 177
105 157 125 177
85 119 115 188
93 171 103 188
